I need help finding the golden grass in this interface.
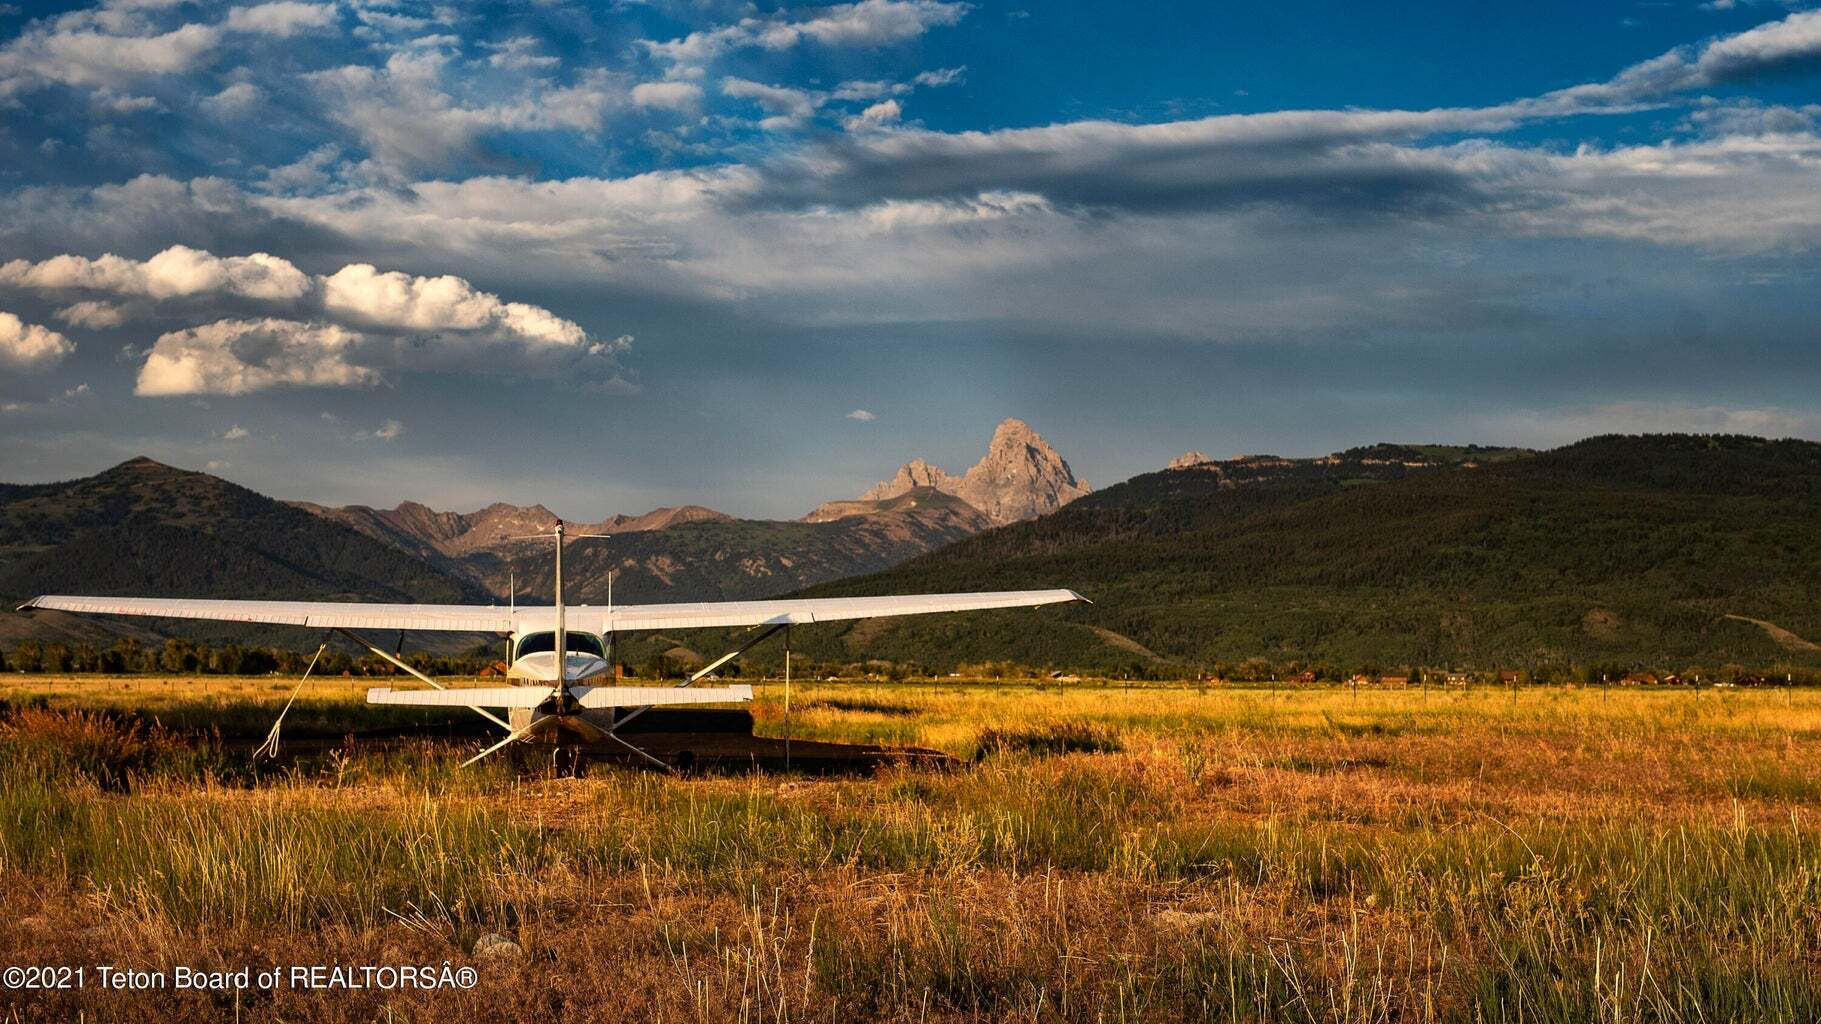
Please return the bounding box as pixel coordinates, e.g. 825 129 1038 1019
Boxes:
0 677 1818 1021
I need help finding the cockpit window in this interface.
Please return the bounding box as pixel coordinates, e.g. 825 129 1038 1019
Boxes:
515 631 604 658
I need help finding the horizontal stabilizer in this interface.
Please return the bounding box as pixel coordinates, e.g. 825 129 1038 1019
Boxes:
367 684 754 709
368 686 554 708
574 684 754 709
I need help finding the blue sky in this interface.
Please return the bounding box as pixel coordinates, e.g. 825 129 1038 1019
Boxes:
1 0 1819 518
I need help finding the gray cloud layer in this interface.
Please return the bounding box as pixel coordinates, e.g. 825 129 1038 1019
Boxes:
1 4 1820 512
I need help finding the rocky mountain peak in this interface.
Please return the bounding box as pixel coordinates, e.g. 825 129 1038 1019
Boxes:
956 418 1090 524
471 501 555 522
847 419 1090 526
114 456 172 472
595 505 734 533
986 417 1041 449
448 503 557 551
1168 450 1214 470
97 456 188 485
859 457 952 502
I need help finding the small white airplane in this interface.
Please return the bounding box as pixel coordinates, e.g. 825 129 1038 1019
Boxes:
19 520 1085 770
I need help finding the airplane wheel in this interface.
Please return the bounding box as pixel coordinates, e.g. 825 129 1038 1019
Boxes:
673 750 696 774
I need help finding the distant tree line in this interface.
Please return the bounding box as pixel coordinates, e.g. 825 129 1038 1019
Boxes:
1194 659 1821 687
7 638 1821 686
0 638 497 677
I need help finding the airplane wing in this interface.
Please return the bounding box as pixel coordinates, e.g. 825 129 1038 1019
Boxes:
17 589 1086 633
15 595 519 632
597 590 1086 632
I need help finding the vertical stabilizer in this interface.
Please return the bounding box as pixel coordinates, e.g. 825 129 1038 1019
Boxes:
553 520 566 685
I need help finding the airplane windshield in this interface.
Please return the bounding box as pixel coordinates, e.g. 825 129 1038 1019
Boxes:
515 631 605 658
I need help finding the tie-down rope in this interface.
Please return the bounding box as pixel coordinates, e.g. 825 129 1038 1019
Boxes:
252 638 330 761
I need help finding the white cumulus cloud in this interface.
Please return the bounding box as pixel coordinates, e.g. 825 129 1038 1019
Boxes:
846 99 901 130
722 77 822 127
224 2 338 37
789 0 969 46
0 245 311 301
0 21 220 94
201 81 264 118
1 247 609 370
646 0 968 72
55 300 131 329
136 318 378 395
320 263 587 348
846 408 876 421
632 80 703 115
0 312 75 373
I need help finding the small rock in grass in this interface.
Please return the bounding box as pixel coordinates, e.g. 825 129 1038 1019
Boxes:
1155 909 1221 929
472 933 525 964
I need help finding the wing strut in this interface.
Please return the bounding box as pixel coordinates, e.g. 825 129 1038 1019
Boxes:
461 721 541 768
613 621 787 731
336 627 511 732
605 621 794 771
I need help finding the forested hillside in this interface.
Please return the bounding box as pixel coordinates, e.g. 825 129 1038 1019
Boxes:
775 436 1821 674
0 458 480 648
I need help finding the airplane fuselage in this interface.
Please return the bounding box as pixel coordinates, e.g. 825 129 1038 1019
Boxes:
506 628 613 684
504 628 618 747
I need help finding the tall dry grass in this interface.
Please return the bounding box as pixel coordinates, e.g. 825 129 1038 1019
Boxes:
0 680 1816 1021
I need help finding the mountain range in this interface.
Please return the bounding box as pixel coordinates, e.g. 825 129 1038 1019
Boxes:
289 417 1082 605
8 431 1821 674
1 419 1085 646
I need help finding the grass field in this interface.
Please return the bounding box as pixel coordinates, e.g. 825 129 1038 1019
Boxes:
1 676 1818 1022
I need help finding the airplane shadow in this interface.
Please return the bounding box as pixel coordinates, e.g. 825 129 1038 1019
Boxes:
544 708 955 777
242 708 954 778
